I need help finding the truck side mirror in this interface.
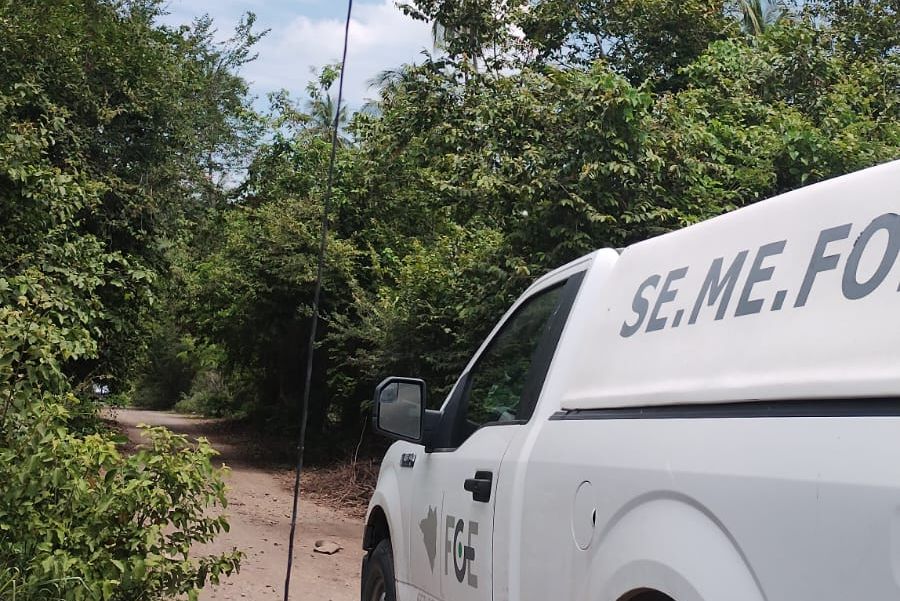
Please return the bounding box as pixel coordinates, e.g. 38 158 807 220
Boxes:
373 377 426 443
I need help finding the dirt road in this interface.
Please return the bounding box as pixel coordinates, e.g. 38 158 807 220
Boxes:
111 409 364 601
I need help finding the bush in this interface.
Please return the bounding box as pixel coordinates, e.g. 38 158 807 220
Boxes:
130 332 243 416
0 396 241 601
0 71 242 599
174 369 235 417
130 331 200 410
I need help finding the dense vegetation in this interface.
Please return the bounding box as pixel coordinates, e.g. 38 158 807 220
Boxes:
0 0 252 597
0 0 897 598
135 0 898 434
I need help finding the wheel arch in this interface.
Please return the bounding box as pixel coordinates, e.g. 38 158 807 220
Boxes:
363 504 391 551
618 589 675 601
593 494 768 601
362 459 410 584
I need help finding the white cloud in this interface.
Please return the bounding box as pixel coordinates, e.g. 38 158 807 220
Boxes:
243 1 433 109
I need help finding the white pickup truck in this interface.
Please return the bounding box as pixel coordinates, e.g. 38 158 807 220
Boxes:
360 160 900 601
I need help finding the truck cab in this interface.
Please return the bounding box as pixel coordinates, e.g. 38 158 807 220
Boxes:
360 160 900 601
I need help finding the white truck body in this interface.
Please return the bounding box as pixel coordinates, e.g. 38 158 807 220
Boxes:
362 160 900 601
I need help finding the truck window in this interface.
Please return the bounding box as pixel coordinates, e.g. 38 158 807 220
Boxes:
463 284 565 427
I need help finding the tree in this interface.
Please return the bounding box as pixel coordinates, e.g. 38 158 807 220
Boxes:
324 4 898 420
400 0 526 71
0 76 241 601
0 0 263 597
304 65 351 143
126 0 899 463
806 0 900 58
402 0 737 88
0 0 264 389
738 0 787 36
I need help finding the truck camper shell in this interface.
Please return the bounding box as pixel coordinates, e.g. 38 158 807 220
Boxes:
560 159 900 410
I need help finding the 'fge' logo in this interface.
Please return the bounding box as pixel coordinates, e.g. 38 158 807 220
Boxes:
445 516 478 588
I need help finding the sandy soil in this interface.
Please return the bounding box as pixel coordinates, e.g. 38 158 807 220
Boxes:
110 408 365 601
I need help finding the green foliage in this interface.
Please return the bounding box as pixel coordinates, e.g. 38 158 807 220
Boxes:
129 331 198 410
0 404 240 601
736 0 787 37
0 0 262 388
129 330 230 414
146 0 898 446
400 0 526 69
332 224 513 407
323 2 899 419
527 0 736 87
0 11 849 571
0 214 241 599
149 92 360 425
805 0 900 58
0 0 255 598
402 0 737 88
182 195 357 416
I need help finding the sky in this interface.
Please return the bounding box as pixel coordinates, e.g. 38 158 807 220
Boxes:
158 0 434 110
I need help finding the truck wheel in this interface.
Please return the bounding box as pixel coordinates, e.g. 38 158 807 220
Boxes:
361 539 396 601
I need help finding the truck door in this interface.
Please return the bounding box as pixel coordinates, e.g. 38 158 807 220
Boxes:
408 281 575 601
409 425 519 601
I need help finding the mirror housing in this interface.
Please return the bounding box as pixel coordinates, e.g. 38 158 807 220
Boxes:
373 377 426 443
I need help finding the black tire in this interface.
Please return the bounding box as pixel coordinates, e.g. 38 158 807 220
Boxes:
361 539 397 601
627 592 675 601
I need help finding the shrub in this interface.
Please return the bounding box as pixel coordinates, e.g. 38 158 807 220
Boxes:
0 397 241 601
0 83 242 599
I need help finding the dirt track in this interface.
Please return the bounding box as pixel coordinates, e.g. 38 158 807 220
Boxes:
111 409 364 601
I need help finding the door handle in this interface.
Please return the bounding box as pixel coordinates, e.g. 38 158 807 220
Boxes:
463 470 493 503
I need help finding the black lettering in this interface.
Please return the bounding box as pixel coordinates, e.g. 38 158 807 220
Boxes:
689 251 749 324
736 241 786 316
842 213 900 300
795 224 852 308
647 267 689 332
620 274 660 338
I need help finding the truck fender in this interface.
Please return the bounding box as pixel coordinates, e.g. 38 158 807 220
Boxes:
590 493 767 601
364 461 408 583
